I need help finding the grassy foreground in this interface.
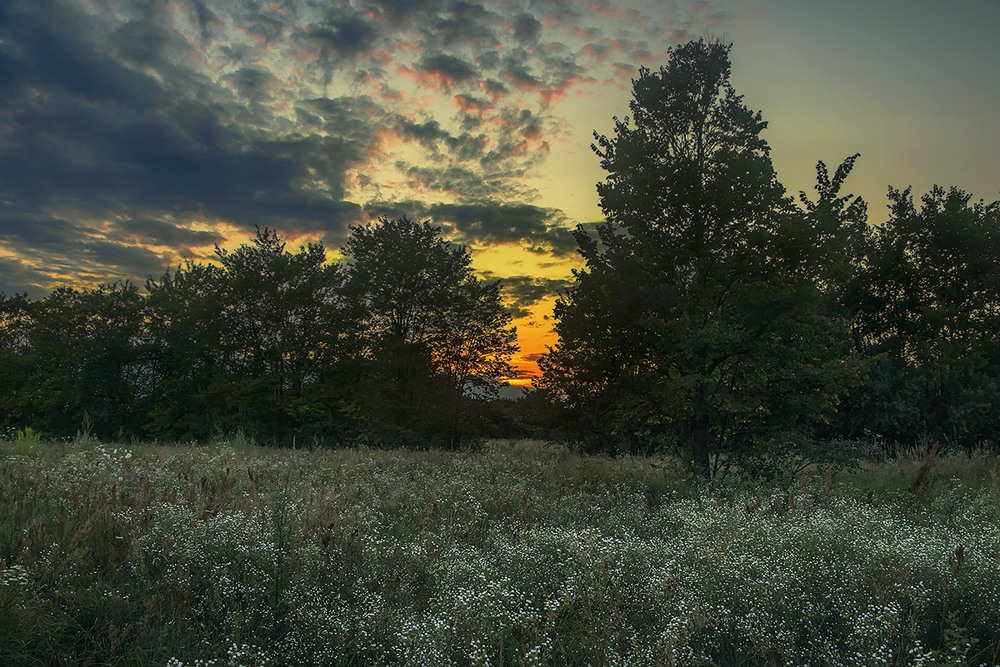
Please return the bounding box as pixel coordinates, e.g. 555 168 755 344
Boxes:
1 438 998 666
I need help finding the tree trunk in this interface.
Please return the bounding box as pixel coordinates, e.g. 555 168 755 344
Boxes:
693 417 710 480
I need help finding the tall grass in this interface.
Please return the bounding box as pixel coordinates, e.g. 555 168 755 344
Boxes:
0 437 998 665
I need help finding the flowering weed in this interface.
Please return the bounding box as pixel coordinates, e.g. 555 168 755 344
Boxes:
0 440 997 665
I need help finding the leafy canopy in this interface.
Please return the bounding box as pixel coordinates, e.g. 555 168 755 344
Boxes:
541 39 865 476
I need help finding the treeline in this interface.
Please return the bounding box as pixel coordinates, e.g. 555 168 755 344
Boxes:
0 218 518 447
537 39 1000 473
842 185 1000 447
3 39 999 465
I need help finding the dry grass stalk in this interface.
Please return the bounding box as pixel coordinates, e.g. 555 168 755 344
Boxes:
908 440 940 493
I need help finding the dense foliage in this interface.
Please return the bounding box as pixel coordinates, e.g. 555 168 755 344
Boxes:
844 186 1000 447
0 218 517 447
538 40 867 472
539 39 1000 468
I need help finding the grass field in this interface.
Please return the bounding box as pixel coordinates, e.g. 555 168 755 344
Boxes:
1 436 998 666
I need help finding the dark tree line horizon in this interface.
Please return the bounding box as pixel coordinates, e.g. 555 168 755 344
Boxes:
2 39 999 469
0 218 519 447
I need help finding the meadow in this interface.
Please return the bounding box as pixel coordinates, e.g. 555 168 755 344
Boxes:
1 433 998 666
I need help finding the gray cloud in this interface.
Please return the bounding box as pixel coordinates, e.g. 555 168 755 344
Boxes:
0 256 54 298
428 202 577 256
0 0 374 291
113 18 189 66
420 53 479 86
0 0 732 294
190 0 223 46
496 275 575 318
512 14 543 43
424 2 500 48
0 213 86 249
362 200 429 223
112 218 227 248
75 240 171 282
396 117 488 162
304 16 379 59
223 66 276 101
363 0 447 26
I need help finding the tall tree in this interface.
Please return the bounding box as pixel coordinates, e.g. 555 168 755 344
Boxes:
851 185 1000 446
342 216 517 447
0 292 39 429
144 261 229 439
214 228 355 439
540 39 863 476
0 283 146 438
145 228 356 441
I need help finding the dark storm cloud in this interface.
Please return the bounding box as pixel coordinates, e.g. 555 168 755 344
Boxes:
0 2 163 106
428 202 576 256
0 257 52 297
0 213 170 293
512 14 543 43
420 53 479 84
75 240 170 281
112 19 188 66
0 0 734 294
7 97 302 217
494 275 574 318
113 218 226 248
0 0 374 293
0 213 85 250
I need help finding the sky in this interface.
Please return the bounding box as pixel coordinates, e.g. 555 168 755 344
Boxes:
2 0 998 385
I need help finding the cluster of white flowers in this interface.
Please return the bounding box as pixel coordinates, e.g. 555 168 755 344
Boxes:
0 563 30 588
3 441 999 664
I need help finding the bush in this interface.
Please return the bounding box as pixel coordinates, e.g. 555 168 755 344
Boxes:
10 427 41 457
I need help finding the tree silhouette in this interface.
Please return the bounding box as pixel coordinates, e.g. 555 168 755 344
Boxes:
540 39 863 476
144 261 228 439
342 216 517 447
144 228 357 441
849 185 1000 446
214 228 356 439
0 283 146 438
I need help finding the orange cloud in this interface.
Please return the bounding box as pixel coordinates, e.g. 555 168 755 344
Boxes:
612 62 636 79
397 63 471 93
369 50 393 65
453 94 492 115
